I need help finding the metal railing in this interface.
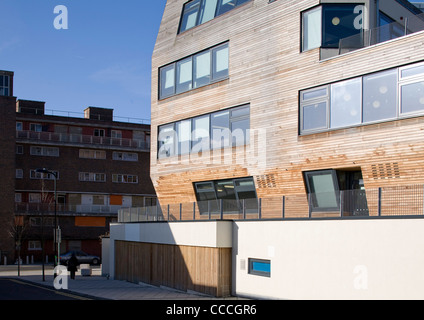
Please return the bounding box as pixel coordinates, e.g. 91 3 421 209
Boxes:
338 12 424 55
16 130 150 151
15 203 125 215
118 184 424 223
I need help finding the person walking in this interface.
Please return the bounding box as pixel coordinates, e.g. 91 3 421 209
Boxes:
67 253 79 280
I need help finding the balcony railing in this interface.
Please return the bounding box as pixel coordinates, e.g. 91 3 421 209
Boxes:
118 184 424 223
16 130 150 151
338 12 424 55
15 203 125 215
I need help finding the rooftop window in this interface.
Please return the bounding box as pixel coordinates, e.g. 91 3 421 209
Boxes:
0 75 10 96
178 0 251 34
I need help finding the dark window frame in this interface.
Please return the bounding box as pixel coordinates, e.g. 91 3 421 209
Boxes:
248 258 271 278
158 42 229 100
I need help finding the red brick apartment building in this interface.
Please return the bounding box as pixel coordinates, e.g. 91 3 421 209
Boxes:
0 70 155 264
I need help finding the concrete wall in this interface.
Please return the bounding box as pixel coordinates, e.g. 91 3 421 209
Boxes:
109 218 424 299
233 218 424 300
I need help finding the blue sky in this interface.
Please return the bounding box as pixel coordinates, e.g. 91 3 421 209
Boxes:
0 0 167 122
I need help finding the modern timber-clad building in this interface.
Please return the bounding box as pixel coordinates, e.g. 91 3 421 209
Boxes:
110 0 424 299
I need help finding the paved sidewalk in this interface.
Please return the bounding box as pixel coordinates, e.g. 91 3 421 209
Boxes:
0 265 229 300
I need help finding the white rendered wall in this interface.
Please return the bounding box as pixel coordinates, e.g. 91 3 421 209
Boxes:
233 218 424 300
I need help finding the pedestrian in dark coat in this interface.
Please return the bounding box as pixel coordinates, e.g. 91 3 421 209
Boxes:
67 253 78 280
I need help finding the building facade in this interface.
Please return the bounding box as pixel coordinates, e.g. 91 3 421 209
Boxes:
109 0 424 299
0 71 155 264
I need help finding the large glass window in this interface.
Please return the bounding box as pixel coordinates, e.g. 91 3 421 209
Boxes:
330 78 362 129
159 43 229 100
194 177 258 214
300 62 424 135
158 105 250 158
179 0 251 33
363 69 398 123
322 4 363 48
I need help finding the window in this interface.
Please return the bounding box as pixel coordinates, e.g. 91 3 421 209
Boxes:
193 177 258 215
330 78 362 129
16 169 23 179
248 258 271 277
179 0 250 33
30 170 59 180
301 4 363 51
363 69 398 123
112 152 138 161
112 174 138 184
16 122 23 131
94 129 105 137
79 149 106 159
28 241 42 251
304 170 340 212
15 193 22 203
16 145 23 154
29 193 41 203
30 123 42 132
400 63 424 115
30 146 59 157
158 104 250 158
159 42 229 100
299 62 424 134
111 130 122 138
158 124 176 158
302 6 322 51
0 75 10 96
79 172 106 182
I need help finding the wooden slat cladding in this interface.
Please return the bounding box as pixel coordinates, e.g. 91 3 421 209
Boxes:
151 0 424 207
114 240 232 297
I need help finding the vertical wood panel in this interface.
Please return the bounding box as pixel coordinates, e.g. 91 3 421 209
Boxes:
114 240 232 297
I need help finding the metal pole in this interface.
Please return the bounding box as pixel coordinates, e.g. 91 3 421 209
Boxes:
243 199 246 220
179 203 182 221
220 199 223 220
378 187 382 217
282 196 285 219
258 198 262 219
193 202 196 220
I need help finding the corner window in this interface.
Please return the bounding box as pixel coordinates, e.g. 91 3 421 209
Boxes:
248 258 271 278
301 4 364 52
159 42 229 100
179 0 251 34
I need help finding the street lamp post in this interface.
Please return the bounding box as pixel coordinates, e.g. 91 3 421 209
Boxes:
36 168 59 276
